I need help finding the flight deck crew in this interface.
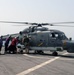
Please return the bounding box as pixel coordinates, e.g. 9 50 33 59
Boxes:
5 36 11 53
18 31 24 44
0 36 3 54
8 37 18 54
22 36 30 53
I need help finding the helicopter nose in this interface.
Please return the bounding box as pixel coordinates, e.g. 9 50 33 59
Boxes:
63 40 74 53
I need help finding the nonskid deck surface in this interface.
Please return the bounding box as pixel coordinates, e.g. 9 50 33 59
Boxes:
0 48 74 75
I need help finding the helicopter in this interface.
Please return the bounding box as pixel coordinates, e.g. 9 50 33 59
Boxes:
0 21 74 56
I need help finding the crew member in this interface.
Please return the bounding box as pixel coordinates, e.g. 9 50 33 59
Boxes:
5 35 11 53
22 36 30 53
18 31 24 44
8 37 18 54
0 36 3 54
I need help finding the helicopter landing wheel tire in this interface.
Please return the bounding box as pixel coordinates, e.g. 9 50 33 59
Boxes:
40 50 44 54
37 50 44 54
52 51 58 56
34 50 44 54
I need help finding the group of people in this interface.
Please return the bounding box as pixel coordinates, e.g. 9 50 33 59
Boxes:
0 31 30 54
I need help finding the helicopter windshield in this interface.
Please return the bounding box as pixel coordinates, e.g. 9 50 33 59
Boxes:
59 33 68 40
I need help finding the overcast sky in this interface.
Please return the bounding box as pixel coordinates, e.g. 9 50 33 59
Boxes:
0 0 74 39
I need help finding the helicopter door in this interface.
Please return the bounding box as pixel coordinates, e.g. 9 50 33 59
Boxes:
29 33 37 46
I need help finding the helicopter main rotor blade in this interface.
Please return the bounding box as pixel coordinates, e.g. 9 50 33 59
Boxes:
52 22 74 24
49 24 74 27
12 24 32 26
40 23 74 27
0 21 39 26
0 21 32 25
0 21 74 27
37 23 74 27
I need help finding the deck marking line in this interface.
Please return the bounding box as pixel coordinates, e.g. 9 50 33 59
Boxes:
23 54 51 59
16 52 68 75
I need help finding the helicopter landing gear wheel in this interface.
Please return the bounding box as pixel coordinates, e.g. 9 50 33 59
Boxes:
34 50 44 54
38 50 44 54
52 51 58 56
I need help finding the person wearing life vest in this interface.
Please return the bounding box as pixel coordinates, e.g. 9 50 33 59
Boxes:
22 35 30 54
8 37 18 54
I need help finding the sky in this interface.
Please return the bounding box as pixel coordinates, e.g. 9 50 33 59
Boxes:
0 0 74 39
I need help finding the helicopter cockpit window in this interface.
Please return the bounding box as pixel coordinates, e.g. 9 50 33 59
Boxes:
59 33 68 40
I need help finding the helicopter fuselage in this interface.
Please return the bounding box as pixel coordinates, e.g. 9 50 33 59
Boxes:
28 30 74 53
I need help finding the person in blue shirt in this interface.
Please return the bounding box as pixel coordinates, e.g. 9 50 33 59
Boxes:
5 36 11 53
0 36 3 54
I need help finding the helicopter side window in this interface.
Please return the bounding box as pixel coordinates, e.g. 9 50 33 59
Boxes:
55 34 59 38
52 33 55 37
50 33 59 38
50 33 55 38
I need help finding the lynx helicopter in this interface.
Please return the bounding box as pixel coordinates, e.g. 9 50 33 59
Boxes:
0 21 74 56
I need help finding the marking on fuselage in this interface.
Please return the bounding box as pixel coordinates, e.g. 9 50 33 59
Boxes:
16 52 68 75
